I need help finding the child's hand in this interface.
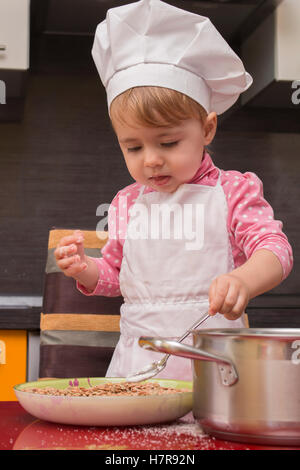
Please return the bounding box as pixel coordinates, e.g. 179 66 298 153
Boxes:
208 274 250 320
54 230 88 278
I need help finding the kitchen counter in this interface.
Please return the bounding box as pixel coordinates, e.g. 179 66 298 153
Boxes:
1 402 299 451
0 307 40 330
0 296 42 330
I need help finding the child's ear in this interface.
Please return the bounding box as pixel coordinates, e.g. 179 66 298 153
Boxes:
204 112 217 145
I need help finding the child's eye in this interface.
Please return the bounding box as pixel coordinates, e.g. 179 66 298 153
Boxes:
127 146 142 152
161 141 179 148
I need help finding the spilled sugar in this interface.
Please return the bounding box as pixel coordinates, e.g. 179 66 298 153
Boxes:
106 417 212 450
26 413 212 450
18 411 248 450
55 413 214 450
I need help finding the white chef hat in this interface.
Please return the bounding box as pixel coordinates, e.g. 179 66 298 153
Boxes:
92 0 252 115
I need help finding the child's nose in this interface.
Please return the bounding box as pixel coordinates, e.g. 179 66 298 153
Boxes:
144 149 164 167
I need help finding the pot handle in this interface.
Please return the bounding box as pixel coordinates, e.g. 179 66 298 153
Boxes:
139 336 238 386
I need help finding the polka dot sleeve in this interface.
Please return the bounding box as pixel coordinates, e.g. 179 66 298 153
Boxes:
77 183 142 297
222 171 293 280
77 191 125 297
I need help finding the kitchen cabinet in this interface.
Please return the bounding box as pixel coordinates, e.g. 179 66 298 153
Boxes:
0 0 30 120
0 0 30 71
0 330 27 401
241 0 300 108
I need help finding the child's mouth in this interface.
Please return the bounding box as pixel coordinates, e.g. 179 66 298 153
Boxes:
150 175 171 186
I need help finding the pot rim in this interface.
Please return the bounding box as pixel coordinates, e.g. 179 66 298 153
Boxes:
190 328 300 339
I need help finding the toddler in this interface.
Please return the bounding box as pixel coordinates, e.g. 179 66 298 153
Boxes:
55 0 293 380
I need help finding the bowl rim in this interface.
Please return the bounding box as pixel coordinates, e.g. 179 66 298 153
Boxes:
13 376 193 400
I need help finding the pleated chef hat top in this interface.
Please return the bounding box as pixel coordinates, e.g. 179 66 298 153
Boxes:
92 0 253 115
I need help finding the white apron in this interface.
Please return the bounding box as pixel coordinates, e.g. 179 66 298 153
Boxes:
106 173 246 380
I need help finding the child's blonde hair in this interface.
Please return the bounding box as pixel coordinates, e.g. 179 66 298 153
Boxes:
110 86 208 128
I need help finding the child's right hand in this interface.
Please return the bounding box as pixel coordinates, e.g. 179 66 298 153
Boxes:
54 230 88 279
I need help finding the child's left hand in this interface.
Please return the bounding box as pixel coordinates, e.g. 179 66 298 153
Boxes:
208 274 250 320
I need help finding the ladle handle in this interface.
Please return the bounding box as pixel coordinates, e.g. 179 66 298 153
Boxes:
177 313 210 343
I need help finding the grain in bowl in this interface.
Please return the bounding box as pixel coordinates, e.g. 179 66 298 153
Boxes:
24 381 190 397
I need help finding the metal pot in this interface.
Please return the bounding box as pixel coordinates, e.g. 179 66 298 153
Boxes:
139 328 300 446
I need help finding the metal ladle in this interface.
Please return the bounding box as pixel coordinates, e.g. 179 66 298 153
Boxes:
126 311 210 382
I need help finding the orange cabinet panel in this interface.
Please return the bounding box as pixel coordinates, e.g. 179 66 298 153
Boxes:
0 330 27 400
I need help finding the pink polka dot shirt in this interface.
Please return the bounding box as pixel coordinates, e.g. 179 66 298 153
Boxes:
78 152 293 297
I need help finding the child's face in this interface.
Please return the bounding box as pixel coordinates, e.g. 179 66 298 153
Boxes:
114 114 217 193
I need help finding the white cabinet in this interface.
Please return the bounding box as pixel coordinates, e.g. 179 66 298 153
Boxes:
241 0 300 107
0 0 30 70
275 0 300 81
